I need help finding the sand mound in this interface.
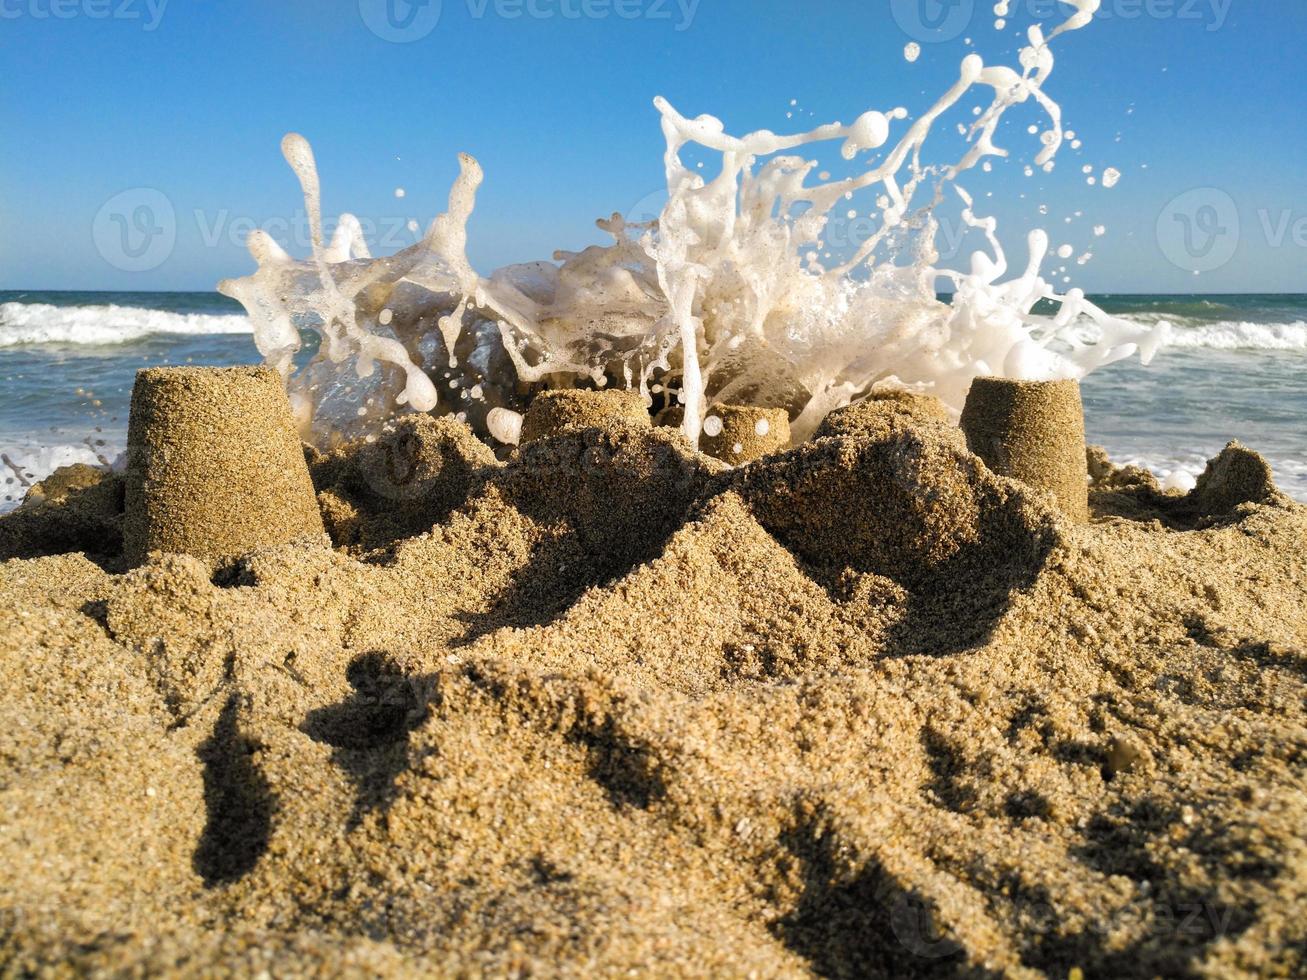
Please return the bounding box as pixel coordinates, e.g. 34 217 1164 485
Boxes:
0 466 123 562
814 389 955 441
311 414 499 552
520 388 652 444
1192 441 1281 515
1089 442 1288 531
1 410 1305 976
735 426 1057 583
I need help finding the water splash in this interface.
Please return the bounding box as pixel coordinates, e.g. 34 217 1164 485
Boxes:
218 0 1167 448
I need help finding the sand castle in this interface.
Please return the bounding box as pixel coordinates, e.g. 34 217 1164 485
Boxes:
123 366 324 566
959 377 1090 523
699 405 791 464
2 368 1305 978
519 389 651 444
815 389 959 444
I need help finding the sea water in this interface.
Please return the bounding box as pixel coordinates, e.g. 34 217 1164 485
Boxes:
3 291 1304 511
4 3 1303 509
216 1 1166 451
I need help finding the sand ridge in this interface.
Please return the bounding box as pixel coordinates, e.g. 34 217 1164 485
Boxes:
0 404 1305 977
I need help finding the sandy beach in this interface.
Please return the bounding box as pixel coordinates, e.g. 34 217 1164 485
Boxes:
1 385 1304 976
3 3 1305 973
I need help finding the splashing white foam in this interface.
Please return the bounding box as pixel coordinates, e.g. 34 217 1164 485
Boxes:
219 0 1164 448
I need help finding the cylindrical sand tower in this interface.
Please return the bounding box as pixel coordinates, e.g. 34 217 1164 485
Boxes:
520 389 651 444
959 377 1089 523
124 366 325 565
699 405 791 465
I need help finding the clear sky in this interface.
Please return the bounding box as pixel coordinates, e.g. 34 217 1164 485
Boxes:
1 0 1303 294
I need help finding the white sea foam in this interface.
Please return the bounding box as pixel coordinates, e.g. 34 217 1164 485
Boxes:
220 0 1168 448
1116 449 1307 503
1147 320 1307 352
0 302 251 348
0 440 124 513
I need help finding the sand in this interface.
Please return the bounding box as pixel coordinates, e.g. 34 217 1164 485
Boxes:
520 389 652 444
123 366 324 565
1 395 1305 977
960 378 1091 523
701 405 792 464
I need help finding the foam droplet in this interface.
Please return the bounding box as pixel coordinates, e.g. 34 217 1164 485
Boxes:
1163 469 1197 493
487 407 523 446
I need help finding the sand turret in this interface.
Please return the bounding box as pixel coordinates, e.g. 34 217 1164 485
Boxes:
959 377 1090 522
520 389 651 444
124 366 325 565
699 405 790 464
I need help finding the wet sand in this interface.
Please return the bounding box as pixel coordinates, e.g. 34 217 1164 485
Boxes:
1 398 1305 977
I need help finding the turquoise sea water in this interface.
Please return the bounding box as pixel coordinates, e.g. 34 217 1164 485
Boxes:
2 290 1305 509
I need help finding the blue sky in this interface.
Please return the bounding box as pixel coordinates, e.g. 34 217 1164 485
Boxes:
1 0 1303 294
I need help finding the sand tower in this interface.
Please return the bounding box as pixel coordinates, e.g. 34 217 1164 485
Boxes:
959 377 1090 522
520 389 651 444
124 366 325 565
699 405 791 464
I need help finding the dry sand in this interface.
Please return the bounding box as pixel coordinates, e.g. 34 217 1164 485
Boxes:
1 398 1305 977
961 378 1091 523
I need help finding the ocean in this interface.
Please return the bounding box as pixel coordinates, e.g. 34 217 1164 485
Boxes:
2 290 1304 511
